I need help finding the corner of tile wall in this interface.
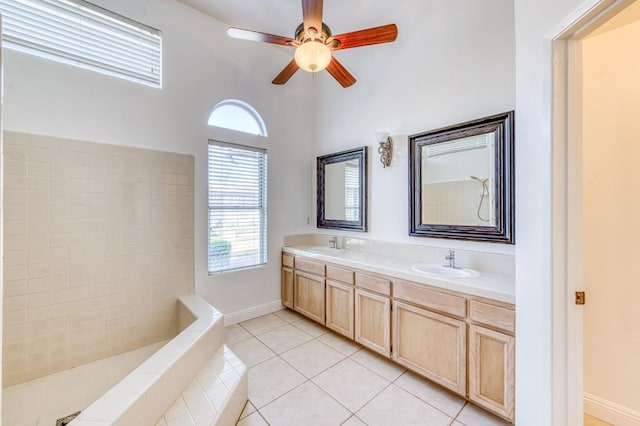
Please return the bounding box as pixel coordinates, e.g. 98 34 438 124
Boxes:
2 131 196 386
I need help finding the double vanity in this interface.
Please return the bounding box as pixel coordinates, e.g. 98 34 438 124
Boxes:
281 236 515 422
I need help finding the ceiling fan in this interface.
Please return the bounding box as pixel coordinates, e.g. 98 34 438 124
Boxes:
226 0 398 88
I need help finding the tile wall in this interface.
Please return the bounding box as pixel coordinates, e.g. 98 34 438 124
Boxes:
2 131 195 387
422 181 492 226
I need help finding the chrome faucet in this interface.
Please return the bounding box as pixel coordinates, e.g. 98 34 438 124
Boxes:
445 250 457 268
329 237 338 249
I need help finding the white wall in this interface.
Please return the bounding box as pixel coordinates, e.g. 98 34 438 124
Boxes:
2 0 315 316
314 0 515 255
514 0 586 424
583 20 640 416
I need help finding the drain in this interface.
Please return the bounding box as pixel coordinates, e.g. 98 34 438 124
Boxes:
56 411 81 426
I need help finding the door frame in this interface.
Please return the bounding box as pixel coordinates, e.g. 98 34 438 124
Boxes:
550 0 635 424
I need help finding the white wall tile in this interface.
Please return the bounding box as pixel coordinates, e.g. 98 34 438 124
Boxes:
3 132 195 386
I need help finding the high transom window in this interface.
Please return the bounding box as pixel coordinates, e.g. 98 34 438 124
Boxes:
208 141 267 274
0 0 162 87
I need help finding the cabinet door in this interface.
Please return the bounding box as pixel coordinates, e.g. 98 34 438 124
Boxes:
326 280 354 339
392 301 466 395
282 267 294 309
468 324 515 421
294 271 325 325
355 288 391 357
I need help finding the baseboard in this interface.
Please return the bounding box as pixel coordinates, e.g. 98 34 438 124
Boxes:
584 392 640 426
224 300 284 326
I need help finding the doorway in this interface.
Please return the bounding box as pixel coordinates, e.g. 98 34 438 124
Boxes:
553 0 640 425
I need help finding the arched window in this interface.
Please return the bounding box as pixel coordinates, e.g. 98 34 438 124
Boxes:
207 99 268 137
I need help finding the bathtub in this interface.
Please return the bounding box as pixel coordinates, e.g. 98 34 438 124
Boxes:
2 295 248 426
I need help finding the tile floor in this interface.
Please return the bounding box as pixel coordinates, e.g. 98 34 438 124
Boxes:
227 309 511 426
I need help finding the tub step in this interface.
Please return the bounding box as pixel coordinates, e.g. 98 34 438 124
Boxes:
157 345 248 426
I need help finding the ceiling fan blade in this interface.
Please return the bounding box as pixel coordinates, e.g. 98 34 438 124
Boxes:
330 24 398 50
302 0 323 34
227 27 297 46
272 59 300 85
326 57 356 88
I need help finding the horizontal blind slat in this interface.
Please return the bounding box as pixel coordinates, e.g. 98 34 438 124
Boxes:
0 0 162 87
208 142 267 273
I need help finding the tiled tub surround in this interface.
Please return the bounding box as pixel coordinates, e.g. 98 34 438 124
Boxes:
283 234 514 303
3 340 166 425
3 131 195 386
4 294 248 426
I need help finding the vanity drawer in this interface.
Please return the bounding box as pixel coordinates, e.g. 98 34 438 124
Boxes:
326 265 354 285
469 300 515 334
393 279 467 319
355 272 391 296
295 258 325 276
282 253 294 268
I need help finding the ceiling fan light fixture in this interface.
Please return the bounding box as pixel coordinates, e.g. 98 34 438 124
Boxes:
294 40 331 72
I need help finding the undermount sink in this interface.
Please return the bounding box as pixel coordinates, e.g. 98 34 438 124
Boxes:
307 246 348 255
411 263 480 279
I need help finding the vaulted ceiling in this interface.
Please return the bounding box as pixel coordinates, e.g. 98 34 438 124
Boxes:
177 0 401 44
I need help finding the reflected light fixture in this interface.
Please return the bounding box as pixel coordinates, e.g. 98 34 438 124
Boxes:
294 40 332 72
375 132 393 168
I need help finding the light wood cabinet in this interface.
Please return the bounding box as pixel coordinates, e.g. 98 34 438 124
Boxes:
355 288 391 357
392 300 466 395
282 266 294 309
325 280 354 338
468 324 515 420
294 270 325 325
281 250 515 423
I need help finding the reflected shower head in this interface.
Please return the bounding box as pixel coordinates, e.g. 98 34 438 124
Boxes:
470 175 488 184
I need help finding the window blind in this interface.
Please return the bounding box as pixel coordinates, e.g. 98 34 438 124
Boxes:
208 141 267 274
344 162 360 221
426 134 489 157
0 0 162 87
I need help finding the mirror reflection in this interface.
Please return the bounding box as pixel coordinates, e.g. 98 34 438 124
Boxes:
409 111 514 243
421 133 495 226
317 147 368 232
324 159 361 221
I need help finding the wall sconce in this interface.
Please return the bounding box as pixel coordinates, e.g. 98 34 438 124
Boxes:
375 132 393 168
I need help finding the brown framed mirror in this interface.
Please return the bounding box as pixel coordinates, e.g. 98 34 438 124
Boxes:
317 146 368 232
409 111 514 243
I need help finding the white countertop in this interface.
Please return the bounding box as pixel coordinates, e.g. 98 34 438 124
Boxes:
283 245 515 304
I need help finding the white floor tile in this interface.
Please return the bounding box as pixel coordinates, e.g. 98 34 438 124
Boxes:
312 358 390 412
341 415 367 426
281 339 346 378
240 400 257 419
394 370 465 418
456 403 511 426
356 384 452 426
260 381 351 426
240 314 286 335
237 411 269 426
229 337 276 368
189 403 217 423
350 348 406 381
317 331 361 356
248 357 306 408
224 324 252 345
291 318 329 337
273 308 304 323
255 323 313 354
166 412 195 426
